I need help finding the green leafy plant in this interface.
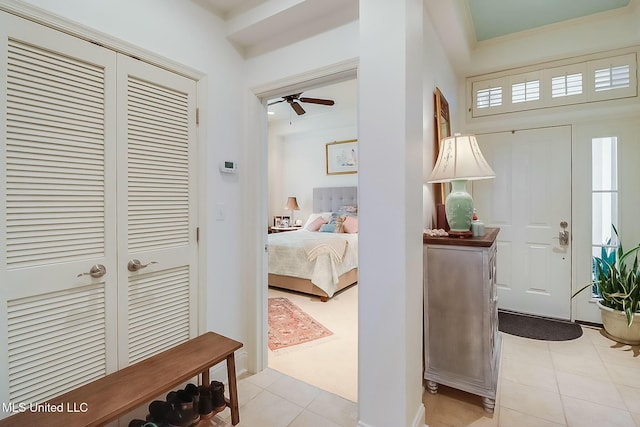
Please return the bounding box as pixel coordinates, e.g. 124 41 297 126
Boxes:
573 225 640 326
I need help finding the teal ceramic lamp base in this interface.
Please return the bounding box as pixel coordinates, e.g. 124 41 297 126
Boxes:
445 179 474 236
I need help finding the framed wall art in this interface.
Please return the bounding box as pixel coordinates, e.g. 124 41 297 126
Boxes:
434 88 451 229
326 139 358 175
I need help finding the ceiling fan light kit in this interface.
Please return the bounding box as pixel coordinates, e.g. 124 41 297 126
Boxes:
268 92 335 115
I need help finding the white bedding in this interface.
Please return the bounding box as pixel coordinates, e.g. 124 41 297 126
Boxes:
268 229 358 297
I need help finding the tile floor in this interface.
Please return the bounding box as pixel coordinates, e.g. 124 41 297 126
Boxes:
204 325 640 427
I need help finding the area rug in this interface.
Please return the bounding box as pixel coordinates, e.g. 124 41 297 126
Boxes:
268 297 333 350
498 310 583 341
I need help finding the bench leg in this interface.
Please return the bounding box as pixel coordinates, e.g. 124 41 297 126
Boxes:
226 354 240 425
202 369 210 386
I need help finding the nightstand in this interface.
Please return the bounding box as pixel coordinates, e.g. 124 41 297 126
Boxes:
271 226 302 233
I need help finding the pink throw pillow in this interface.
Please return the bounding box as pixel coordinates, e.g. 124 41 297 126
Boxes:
342 216 358 233
306 216 328 231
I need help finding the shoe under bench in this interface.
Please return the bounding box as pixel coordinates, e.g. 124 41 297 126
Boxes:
0 331 243 426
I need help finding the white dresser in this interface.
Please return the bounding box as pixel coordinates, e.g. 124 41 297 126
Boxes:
423 228 500 413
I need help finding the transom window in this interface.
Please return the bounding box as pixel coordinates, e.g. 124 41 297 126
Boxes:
469 51 637 117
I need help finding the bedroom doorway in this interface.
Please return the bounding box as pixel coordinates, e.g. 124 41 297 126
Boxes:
264 77 359 402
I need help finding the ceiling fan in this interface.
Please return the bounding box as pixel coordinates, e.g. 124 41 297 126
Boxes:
268 92 335 115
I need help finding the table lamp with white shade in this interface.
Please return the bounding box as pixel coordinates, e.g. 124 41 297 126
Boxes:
285 196 300 226
428 134 495 237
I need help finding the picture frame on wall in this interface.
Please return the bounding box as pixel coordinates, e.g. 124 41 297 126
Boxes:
326 139 358 175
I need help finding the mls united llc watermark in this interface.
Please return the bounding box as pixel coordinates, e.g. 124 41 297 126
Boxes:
2 401 89 414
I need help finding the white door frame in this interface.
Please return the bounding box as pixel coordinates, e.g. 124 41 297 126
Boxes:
247 60 358 373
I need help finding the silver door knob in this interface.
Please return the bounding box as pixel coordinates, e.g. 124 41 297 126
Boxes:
77 264 107 278
127 259 158 272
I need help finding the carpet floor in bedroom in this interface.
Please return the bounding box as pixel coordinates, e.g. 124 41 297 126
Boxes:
267 285 358 403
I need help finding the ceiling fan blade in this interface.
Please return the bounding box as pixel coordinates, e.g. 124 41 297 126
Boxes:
299 97 335 106
268 99 286 106
291 101 306 115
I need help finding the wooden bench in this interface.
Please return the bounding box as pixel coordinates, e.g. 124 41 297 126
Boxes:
0 331 243 427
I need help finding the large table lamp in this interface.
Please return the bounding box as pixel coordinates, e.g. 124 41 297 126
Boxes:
428 134 495 237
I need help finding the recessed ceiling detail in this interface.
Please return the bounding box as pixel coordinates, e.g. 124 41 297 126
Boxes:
467 0 631 41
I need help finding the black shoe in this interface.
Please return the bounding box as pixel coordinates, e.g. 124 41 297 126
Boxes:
177 389 200 426
210 381 226 413
197 385 214 418
128 420 147 427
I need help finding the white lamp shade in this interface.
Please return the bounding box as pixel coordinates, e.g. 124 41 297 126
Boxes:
428 134 495 183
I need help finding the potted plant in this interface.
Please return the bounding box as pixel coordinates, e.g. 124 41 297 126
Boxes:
572 225 640 345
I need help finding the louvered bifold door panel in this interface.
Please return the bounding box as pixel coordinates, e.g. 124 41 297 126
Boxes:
0 12 118 410
116 55 198 367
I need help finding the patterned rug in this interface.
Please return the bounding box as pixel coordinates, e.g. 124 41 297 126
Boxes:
268 297 333 351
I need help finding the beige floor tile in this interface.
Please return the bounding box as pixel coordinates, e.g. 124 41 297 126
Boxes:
550 350 611 381
232 389 303 427
562 395 636 427
616 384 640 414
499 379 565 424
595 344 640 369
607 362 640 388
288 409 346 427
582 326 624 348
501 332 551 351
501 354 558 392
501 339 553 369
266 374 321 408
498 407 566 427
243 367 284 389
555 371 626 409
306 389 358 427
423 386 497 427
547 335 599 357
236 377 265 407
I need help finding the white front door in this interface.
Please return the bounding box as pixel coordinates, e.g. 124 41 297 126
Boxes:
473 126 572 319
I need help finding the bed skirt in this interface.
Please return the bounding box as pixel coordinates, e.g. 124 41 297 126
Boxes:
268 268 358 302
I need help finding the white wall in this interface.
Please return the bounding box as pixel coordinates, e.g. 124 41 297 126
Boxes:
422 7 459 229
268 80 357 223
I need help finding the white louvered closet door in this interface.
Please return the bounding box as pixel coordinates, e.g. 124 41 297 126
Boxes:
0 12 118 406
115 55 198 366
1 11 199 412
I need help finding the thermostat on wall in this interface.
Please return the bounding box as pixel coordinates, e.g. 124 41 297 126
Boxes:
219 161 238 173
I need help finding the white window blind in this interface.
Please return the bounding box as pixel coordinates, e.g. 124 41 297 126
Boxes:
476 86 502 109
552 73 583 97
594 65 630 92
512 80 540 103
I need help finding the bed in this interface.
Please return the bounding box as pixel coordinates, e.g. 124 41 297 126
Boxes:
268 186 358 301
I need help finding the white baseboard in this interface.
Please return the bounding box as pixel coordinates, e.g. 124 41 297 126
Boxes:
209 349 249 382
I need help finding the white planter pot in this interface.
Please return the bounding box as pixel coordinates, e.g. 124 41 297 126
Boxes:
597 301 640 345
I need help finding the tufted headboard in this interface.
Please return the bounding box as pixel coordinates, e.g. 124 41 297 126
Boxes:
312 186 358 213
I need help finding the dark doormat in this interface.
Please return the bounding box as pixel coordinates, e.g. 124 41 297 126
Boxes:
498 310 583 341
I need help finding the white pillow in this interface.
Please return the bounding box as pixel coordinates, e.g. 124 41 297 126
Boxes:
303 212 332 229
